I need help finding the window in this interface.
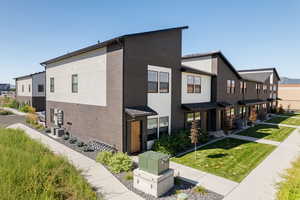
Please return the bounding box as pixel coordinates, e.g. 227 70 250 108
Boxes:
28 84 31 93
72 74 78 93
273 85 277 91
187 75 201 93
240 81 247 94
256 84 261 94
50 77 54 93
243 82 247 93
187 75 194 93
22 85 24 92
50 108 54 123
147 118 158 141
38 84 44 92
226 108 235 118
263 84 267 93
227 80 235 94
148 71 158 93
194 77 201 93
159 72 169 93
186 112 201 128
159 117 169 137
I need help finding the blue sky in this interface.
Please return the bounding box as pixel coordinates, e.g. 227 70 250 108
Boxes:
0 0 299 84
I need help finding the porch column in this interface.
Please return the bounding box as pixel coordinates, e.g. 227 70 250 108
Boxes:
201 111 207 131
216 109 222 130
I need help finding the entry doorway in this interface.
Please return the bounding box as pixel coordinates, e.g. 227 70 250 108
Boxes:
130 120 141 154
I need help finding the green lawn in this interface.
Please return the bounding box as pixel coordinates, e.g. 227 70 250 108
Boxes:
266 117 300 126
0 128 100 200
280 113 300 117
236 124 295 142
277 156 300 200
171 138 276 182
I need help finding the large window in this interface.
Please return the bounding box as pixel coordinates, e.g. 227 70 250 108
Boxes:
227 80 235 94
159 72 169 93
147 118 158 141
72 74 78 93
187 75 201 93
38 84 44 92
159 117 169 137
148 71 158 93
186 112 201 127
50 77 55 93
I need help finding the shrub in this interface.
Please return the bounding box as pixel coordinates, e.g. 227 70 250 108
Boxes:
108 152 133 174
25 114 38 125
152 130 192 156
63 135 70 140
69 137 77 144
19 105 36 113
124 171 133 180
0 109 12 115
278 104 285 114
8 99 19 109
96 151 113 165
193 186 207 195
77 141 85 147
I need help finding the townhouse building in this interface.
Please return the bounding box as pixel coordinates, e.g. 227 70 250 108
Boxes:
15 71 46 111
182 52 280 131
40 27 280 154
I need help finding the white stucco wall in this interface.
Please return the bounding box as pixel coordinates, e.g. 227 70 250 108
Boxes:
32 72 46 97
46 47 107 106
147 65 172 149
181 72 211 104
182 56 212 73
16 77 32 97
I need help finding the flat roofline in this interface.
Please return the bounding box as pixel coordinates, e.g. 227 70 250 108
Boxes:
41 26 188 66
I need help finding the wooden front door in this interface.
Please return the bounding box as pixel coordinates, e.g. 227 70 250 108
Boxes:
130 120 141 153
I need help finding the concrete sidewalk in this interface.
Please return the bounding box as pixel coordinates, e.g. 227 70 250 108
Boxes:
0 107 27 116
223 128 300 200
7 123 144 200
228 134 280 146
259 121 300 128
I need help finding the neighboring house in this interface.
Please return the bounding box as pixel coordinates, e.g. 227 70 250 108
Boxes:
15 71 46 111
182 52 280 132
0 84 10 92
278 84 300 111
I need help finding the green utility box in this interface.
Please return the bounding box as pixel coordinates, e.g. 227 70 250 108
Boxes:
139 151 170 175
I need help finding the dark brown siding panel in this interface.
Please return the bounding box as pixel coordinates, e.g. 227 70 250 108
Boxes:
32 96 46 111
46 44 124 151
123 29 184 134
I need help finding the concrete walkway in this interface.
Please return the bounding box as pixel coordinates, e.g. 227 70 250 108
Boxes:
228 134 281 146
7 123 144 200
0 107 26 116
223 128 300 200
259 121 300 128
132 156 239 196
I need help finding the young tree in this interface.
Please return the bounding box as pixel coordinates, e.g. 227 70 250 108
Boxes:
190 120 199 159
249 107 257 124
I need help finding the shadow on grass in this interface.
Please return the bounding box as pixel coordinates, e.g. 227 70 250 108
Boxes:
207 153 228 158
237 124 282 139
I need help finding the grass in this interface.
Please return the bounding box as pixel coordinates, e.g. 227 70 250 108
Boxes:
236 124 295 142
266 117 300 126
280 113 300 117
0 128 100 200
276 156 300 200
171 138 276 182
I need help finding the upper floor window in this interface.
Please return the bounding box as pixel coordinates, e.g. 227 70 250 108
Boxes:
159 72 169 93
38 84 44 92
187 75 201 93
22 85 24 92
72 74 78 93
240 81 247 94
269 84 273 92
50 77 55 93
227 80 235 94
148 71 158 93
256 84 261 94
263 84 267 93
273 85 277 92
28 84 31 93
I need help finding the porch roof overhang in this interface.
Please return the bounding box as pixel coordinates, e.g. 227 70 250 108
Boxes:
267 98 281 101
125 106 157 118
217 101 233 107
182 102 218 111
238 99 267 106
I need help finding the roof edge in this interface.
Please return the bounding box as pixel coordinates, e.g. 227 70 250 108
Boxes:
14 71 45 80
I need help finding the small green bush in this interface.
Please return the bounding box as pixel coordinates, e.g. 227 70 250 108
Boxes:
193 186 207 195
0 109 12 115
96 151 113 165
108 152 133 174
19 105 36 113
124 171 133 180
77 141 85 147
8 99 19 109
69 137 77 144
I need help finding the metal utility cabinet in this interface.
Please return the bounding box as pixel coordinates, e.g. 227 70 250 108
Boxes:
138 151 170 175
